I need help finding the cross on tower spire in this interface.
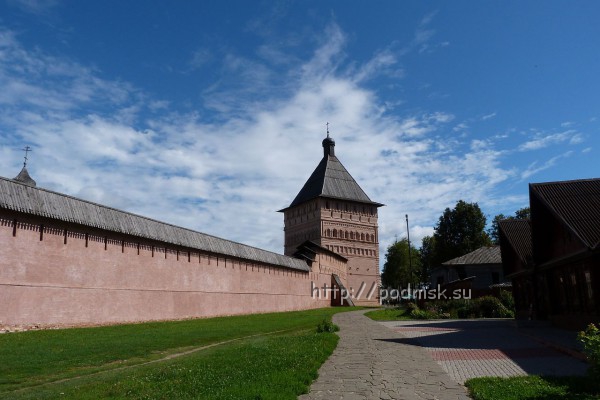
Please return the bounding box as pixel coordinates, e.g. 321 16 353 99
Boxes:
13 145 36 187
326 122 330 138
22 146 32 167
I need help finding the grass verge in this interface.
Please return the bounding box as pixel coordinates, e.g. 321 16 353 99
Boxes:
465 375 600 400
0 307 349 396
6 330 338 400
364 306 412 321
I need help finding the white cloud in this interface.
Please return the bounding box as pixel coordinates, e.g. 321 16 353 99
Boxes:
518 130 581 151
353 49 403 83
453 122 469 132
520 151 573 180
6 0 58 14
0 22 579 268
189 48 213 70
570 134 584 145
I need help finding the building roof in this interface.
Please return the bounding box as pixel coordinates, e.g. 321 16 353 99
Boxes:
293 240 348 263
442 246 501 265
530 178 600 250
0 176 309 272
282 136 383 210
498 219 533 265
13 166 36 187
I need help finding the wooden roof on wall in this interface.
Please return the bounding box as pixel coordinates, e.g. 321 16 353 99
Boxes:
0 176 309 272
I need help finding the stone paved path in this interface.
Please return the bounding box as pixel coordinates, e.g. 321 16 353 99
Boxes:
298 310 470 400
381 319 588 384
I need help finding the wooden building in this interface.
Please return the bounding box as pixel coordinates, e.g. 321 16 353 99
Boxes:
500 178 600 328
429 245 509 297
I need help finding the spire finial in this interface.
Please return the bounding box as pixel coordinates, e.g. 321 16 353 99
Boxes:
322 126 335 157
13 145 36 187
22 145 32 168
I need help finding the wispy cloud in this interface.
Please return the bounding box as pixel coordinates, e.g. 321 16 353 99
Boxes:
0 21 581 260
6 0 58 15
189 48 213 70
453 122 469 132
518 130 581 151
521 151 573 180
415 11 437 54
353 48 403 83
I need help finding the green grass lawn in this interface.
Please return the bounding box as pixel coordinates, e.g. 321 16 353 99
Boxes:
364 306 412 321
466 376 600 400
0 308 349 398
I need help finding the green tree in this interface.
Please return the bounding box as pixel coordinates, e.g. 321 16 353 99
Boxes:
431 200 491 266
515 206 531 220
488 206 530 244
381 238 421 289
488 213 507 245
419 235 436 282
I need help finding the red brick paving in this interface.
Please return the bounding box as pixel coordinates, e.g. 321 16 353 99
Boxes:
395 327 458 332
382 319 589 384
430 347 560 361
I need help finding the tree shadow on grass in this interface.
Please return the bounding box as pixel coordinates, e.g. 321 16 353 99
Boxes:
466 375 600 400
533 376 600 400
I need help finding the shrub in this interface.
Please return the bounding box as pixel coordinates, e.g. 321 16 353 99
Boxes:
437 299 471 318
455 300 479 319
316 319 339 333
411 309 437 320
498 290 515 312
578 323 600 379
475 296 514 318
405 301 418 313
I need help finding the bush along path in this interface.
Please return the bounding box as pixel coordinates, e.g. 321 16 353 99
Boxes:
366 291 516 322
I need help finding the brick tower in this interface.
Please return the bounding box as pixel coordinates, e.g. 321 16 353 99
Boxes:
280 133 383 305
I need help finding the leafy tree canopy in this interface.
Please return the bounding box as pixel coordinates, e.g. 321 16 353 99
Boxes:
428 200 491 267
488 206 530 244
419 235 436 282
381 238 421 289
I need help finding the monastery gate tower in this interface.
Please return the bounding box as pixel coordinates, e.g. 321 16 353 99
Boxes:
280 134 383 306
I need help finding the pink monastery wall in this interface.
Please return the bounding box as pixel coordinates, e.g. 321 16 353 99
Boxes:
0 213 337 328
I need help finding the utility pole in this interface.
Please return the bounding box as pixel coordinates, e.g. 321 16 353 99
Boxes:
406 214 414 286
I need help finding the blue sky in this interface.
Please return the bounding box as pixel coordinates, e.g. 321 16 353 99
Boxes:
1 1 598 265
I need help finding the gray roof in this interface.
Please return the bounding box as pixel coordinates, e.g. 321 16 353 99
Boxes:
442 246 501 265
498 219 532 265
284 154 382 210
13 166 36 187
530 178 600 250
0 176 309 272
